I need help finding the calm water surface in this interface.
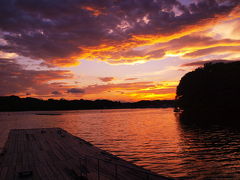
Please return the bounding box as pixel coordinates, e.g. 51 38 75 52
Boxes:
1 108 240 179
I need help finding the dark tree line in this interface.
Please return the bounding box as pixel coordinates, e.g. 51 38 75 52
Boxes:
0 96 175 111
176 61 240 124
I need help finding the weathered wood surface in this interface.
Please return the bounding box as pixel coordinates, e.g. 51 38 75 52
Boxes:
0 128 170 180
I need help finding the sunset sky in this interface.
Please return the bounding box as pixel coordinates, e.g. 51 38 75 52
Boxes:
0 0 240 101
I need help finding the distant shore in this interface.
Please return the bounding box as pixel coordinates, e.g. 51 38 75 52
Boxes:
0 95 175 112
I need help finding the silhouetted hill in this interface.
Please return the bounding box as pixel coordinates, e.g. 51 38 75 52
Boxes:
175 61 240 124
0 96 175 111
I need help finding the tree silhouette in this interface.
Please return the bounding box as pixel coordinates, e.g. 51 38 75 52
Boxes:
0 96 174 111
176 61 240 124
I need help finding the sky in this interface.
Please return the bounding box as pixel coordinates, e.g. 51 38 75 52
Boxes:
0 0 240 102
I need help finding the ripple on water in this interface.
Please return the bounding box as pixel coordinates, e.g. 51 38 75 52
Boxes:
1 108 240 179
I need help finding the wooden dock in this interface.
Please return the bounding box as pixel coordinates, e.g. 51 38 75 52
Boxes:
0 128 170 180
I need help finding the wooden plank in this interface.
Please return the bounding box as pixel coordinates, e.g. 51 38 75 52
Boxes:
0 128 170 180
0 167 8 179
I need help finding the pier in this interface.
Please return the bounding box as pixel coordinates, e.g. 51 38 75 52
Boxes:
0 128 170 179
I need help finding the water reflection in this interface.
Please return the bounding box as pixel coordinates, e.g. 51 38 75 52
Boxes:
1 109 240 179
177 112 240 179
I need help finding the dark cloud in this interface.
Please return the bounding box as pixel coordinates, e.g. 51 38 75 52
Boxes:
99 77 115 82
181 59 237 67
0 0 238 65
125 78 138 81
51 91 61 95
0 58 73 95
67 88 85 94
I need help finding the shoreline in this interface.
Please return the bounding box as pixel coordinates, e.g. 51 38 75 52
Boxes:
0 106 174 112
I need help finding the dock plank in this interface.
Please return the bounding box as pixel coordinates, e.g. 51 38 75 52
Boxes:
0 128 170 180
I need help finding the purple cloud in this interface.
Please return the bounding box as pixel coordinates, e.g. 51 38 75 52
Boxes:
67 88 85 94
181 59 237 67
0 0 238 65
51 91 61 95
0 58 73 96
99 77 115 82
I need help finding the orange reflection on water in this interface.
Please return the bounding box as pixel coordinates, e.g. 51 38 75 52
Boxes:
1 109 240 179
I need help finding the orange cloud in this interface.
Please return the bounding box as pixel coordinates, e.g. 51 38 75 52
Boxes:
47 80 178 101
82 6 104 16
0 58 178 101
183 46 240 58
164 37 240 58
2 0 239 66
99 77 115 82
72 81 178 101
49 57 81 67
70 11 240 65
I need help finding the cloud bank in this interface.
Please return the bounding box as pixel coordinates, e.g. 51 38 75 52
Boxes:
0 58 73 96
0 0 239 66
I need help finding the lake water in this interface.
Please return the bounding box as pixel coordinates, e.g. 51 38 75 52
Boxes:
1 108 240 179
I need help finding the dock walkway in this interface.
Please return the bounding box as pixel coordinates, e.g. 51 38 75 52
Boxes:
0 128 170 180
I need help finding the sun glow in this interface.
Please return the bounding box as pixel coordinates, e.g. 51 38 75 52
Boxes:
128 93 176 101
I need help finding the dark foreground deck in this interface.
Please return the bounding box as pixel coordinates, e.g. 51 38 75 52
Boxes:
0 128 170 180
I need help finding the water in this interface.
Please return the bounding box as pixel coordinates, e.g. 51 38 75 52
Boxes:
1 108 240 179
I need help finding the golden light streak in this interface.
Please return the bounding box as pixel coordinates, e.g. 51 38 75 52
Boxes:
165 41 240 57
34 4 239 71
82 6 103 16
47 5 240 67
0 51 18 59
128 93 176 101
70 10 239 65
140 81 178 91
183 46 240 58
